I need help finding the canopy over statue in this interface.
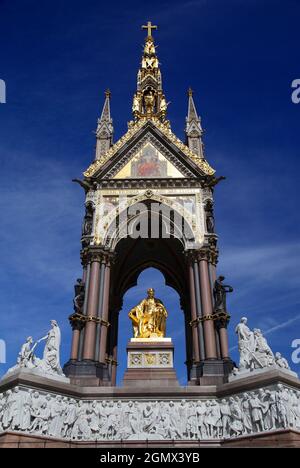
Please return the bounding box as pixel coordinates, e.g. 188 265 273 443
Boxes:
128 288 168 338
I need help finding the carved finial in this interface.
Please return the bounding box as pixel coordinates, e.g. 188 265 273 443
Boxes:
105 89 111 98
141 21 158 39
188 87 193 97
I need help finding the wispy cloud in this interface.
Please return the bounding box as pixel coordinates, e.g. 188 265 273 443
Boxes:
264 314 300 336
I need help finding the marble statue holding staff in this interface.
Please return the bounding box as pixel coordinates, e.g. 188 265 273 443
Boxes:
235 317 255 370
36 320 63 376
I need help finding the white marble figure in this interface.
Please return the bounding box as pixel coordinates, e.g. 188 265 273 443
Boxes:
71 401 91 440
249 392 264 432
196 401 207 439
10 387 22 431
98 400 108 438
142 403 156 434
178 399 188 438
252 329 274 368
2 390 13 429
276 384 289 428
18 337 37 368
275 352 290 370
235 317 290 373
241 393 253 434
235 317 255 370
168 401 181 439
290 390 299 428
88 400 100 440
187 401 198 439
36 320 63 376
228 397 243 437
49 395 64 437
0 394 4 431
30 401 50 435
19 389 33 431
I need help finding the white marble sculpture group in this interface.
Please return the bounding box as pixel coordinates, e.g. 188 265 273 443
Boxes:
235 317 291 374
6 320 64 378
0 384 300 441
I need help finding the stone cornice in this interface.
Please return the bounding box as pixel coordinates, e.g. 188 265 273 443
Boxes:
96 178 204 190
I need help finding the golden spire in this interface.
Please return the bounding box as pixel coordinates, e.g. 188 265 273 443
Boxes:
131 22 169 123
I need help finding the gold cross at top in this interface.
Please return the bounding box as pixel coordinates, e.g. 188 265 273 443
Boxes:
142 21 158 38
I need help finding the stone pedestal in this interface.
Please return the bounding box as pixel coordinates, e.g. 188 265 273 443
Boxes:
63 359 110 387
123 338 179 387
197 358 235 385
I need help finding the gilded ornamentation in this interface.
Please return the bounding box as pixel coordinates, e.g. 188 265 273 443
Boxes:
130 353 142 366
83 23 214 178
144 353 156 365
128 288 168 338
159 353 170 365
83 118 215 178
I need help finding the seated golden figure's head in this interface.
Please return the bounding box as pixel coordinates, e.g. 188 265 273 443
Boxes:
147 288 155 298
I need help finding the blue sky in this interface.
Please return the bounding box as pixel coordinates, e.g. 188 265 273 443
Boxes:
0 0 300 384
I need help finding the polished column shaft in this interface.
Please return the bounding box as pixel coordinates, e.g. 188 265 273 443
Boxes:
70 327 81 360
82 260 101 360
94 261 106 361
78 263 91 361
188 262 200 363
193 260 206 360
99 261 111 364
199 257 217 359
219 327 230 359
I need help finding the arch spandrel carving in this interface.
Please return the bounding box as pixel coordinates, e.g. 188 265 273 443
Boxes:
93 194 204 250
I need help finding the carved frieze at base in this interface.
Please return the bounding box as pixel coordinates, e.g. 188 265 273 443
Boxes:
0 371 300 443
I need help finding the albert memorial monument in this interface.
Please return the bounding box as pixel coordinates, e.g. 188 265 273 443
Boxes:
0 23 299 448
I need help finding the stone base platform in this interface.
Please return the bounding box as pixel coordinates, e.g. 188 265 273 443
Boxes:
123 338 179 387
1 428 299 448
229 365 298 382
0 368 300 448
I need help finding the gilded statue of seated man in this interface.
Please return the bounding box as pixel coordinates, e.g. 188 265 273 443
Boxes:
128 288 168 338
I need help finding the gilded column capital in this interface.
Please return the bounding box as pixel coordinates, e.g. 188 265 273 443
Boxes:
185 246 219 266
81 247 115 265
213 311 231 330
196 248 211 262
68 312 86 331
185 250 197 265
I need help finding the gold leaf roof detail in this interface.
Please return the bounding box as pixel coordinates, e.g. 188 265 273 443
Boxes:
83 118 215 177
